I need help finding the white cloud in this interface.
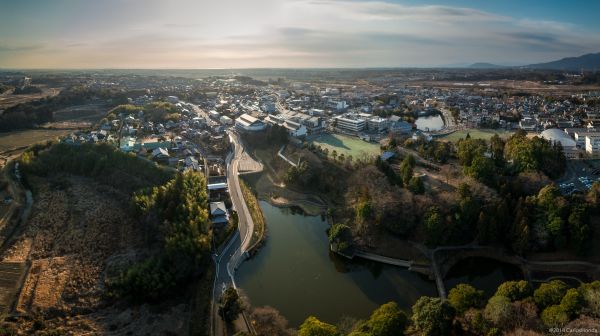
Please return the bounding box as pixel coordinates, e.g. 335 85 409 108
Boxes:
0 0 598 68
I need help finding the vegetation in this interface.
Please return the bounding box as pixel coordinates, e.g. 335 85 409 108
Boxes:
111 170 212 302
20 142 172 194
410 297 455 336
448 284 485 314
219 288 244 323
240 179 266 249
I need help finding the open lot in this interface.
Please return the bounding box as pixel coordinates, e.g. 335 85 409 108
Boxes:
0 129 71 154
0 87 60 110
440 129 513 143
310 133 380 158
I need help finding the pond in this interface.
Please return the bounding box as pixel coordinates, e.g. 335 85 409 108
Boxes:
444 257 524 297
415 114 444 131
236 201 437 327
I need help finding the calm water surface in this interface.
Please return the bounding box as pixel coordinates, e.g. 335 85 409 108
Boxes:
415 114 444 131
236 201 437 326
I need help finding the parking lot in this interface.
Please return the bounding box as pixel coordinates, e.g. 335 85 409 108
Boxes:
559 160 600 195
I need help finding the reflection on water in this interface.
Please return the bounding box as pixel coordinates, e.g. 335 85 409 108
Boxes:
236 201 436 327
444 257 524 297
415 114 444 131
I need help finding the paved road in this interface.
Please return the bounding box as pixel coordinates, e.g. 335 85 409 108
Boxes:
211 131 259 336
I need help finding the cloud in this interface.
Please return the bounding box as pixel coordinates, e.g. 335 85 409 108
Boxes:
0 44 44 52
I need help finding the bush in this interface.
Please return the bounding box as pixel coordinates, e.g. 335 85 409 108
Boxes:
533 280 568 309
411 297 455 336
578 281 600 317
541 305 569 327
298 316 339 336
366 302 407 336
448 284 485 314
484 296 514 326
560 288 583 318
495 280 533 302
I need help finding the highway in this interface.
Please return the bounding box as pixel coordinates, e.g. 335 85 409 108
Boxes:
210 130 259 336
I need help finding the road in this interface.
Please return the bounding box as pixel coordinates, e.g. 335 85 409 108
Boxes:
211 130 260 336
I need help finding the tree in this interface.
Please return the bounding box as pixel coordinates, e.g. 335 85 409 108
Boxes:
298 316 339 336
219 288 243 323
456 138 486 167
332 150 338 161
489 134 506 167
560 288 583 318
495 281 533 302
541 305 569 327
366 302 407 336
411 297 455 336
448 284 485 314
328 223 353 251
578 281 600 317
464 156 496 186
484 295 514 326
424 207 443 247
408 176 425 194
399 155 415 185
534 280 568 309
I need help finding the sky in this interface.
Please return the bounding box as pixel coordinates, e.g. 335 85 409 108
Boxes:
1 0 600 69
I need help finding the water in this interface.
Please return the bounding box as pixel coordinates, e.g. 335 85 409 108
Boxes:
444 257 524 297
415 114 444 131
236 201 437 327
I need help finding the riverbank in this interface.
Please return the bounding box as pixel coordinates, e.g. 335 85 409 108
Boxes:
239 178 267 254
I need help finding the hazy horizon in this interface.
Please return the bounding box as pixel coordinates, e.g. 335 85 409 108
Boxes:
2 0 600 69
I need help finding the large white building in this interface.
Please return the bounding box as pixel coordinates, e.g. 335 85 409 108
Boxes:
586 134 600 157
235 113 266 132
540 128 578 159
334 113 366 133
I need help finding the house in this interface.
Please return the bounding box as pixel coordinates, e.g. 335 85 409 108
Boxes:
120 136 137 152
210 201 229 225
152 147 170 162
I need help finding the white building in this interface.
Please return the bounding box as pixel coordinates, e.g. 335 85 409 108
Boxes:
235 113 266 132
586 134 600 157
334 113 366 133
283 120 307 138
540 128 579 159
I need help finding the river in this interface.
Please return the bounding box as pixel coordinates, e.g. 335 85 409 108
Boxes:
415 114 444 131
236 201 437 327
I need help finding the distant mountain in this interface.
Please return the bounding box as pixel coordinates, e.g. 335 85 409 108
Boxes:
525 52 600 70
468 62 508 69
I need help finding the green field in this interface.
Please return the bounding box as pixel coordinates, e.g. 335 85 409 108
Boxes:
311 133 380 158
440 129 513 143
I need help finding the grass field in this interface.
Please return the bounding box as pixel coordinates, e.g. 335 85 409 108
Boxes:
311 133 380 158
440 129 514 143
0 129 70 153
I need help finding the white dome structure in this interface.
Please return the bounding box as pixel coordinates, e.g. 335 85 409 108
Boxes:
540 128 576 148
540 128 579 159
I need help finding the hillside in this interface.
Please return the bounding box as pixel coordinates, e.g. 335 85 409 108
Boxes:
468 62 507 69
526 52 600 70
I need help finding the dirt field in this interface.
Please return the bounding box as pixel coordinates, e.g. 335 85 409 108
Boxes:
4 176 191 335
0 87 60 110
0 129 71 154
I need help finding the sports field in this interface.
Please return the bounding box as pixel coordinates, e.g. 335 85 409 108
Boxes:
440 129 513 143
310 133 380 158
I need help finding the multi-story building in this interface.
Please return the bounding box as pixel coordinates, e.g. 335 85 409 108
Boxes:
334 113 366 133
367 117 389 132
586 134 600 157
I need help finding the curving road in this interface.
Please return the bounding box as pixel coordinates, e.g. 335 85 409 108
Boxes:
211 130 260 336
